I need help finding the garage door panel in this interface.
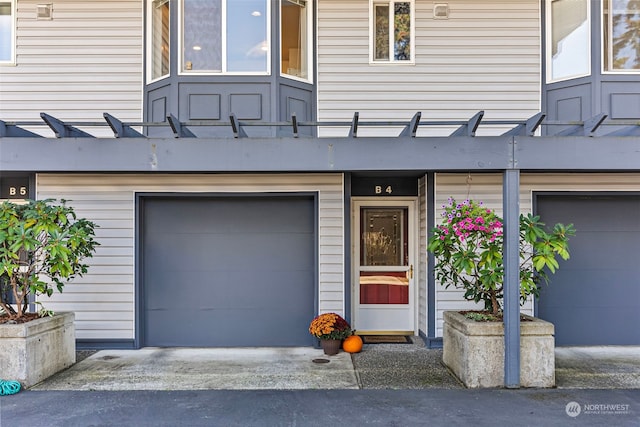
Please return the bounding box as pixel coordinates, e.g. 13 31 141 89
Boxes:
146 233 314 272
563 232 640 269
537 195 640 345
145 269 313 309
553 307 640 346
548 197 640 231
546 269 640 305
142 196 316 347
146 308 314 347
146 198 313 233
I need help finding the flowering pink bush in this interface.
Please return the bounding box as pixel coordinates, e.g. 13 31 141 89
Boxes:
428 198 574 315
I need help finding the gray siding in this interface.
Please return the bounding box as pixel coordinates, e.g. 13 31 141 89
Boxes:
541 1 640 133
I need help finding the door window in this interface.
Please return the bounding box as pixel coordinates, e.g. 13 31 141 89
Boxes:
359 207 409 304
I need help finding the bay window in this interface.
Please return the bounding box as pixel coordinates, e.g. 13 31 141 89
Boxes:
603 0 640 72
181 0 268 74
150 0 170 80
546 0 590 82
281 0 311 81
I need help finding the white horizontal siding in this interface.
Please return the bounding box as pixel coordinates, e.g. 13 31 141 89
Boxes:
432 172 640 336
434 173 530 336
36 173 345 340
0 0 143 137
317 0 540 137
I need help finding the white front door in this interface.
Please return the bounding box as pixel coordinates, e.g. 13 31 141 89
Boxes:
353 199 416 334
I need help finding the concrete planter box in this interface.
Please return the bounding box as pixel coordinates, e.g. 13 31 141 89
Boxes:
0 312 75 388
443 311 554 388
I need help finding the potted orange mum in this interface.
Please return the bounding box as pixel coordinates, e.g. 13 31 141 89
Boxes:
308 312 352 355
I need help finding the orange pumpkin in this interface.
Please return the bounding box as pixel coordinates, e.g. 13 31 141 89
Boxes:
342 335 363 353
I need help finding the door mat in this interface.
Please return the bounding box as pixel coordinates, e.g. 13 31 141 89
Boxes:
360 335 412 344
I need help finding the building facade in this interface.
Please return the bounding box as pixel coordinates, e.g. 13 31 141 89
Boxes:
1 1 640 364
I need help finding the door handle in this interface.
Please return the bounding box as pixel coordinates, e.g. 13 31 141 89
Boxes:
406 264 414 279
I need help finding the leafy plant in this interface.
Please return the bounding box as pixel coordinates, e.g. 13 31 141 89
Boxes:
427 198 575 316
0 199 99 321
308 312 352 340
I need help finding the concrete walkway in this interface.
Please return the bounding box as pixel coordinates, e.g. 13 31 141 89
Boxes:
30 340 640 391
556 346 640 389
32 347 358 391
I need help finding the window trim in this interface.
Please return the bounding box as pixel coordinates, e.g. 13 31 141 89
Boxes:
545 0 592 83
178 0 271 76
0 0 16 66
368 0 415 65
280 0 313 83
146 0 171 84
601 0 640 75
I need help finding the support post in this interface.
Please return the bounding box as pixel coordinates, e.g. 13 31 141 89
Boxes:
503 168 520 388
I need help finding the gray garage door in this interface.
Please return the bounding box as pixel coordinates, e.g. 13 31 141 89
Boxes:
537 195 640 345
142 195 316 347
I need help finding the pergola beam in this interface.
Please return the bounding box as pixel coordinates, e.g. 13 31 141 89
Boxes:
450 111 484 137
229 114 248 138
554 113 607 137
167 114 196 138
348 112 359 138
104 113 144 138
399 112 421 138
40 113 94 138
291 114 299 138
502 112 545 137
0 120 41 137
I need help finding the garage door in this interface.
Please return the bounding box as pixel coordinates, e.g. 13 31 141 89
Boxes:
141 195 316 347
537 195 640 345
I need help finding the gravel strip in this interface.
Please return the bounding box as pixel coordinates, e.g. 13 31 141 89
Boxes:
351 337 464 389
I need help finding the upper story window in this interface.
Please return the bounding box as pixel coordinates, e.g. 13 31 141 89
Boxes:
546 0 591 82
0 1 15 64
603 0 640 73
181 0 269 74
370 0 414 64
149 0 170 81
281 0 312 82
